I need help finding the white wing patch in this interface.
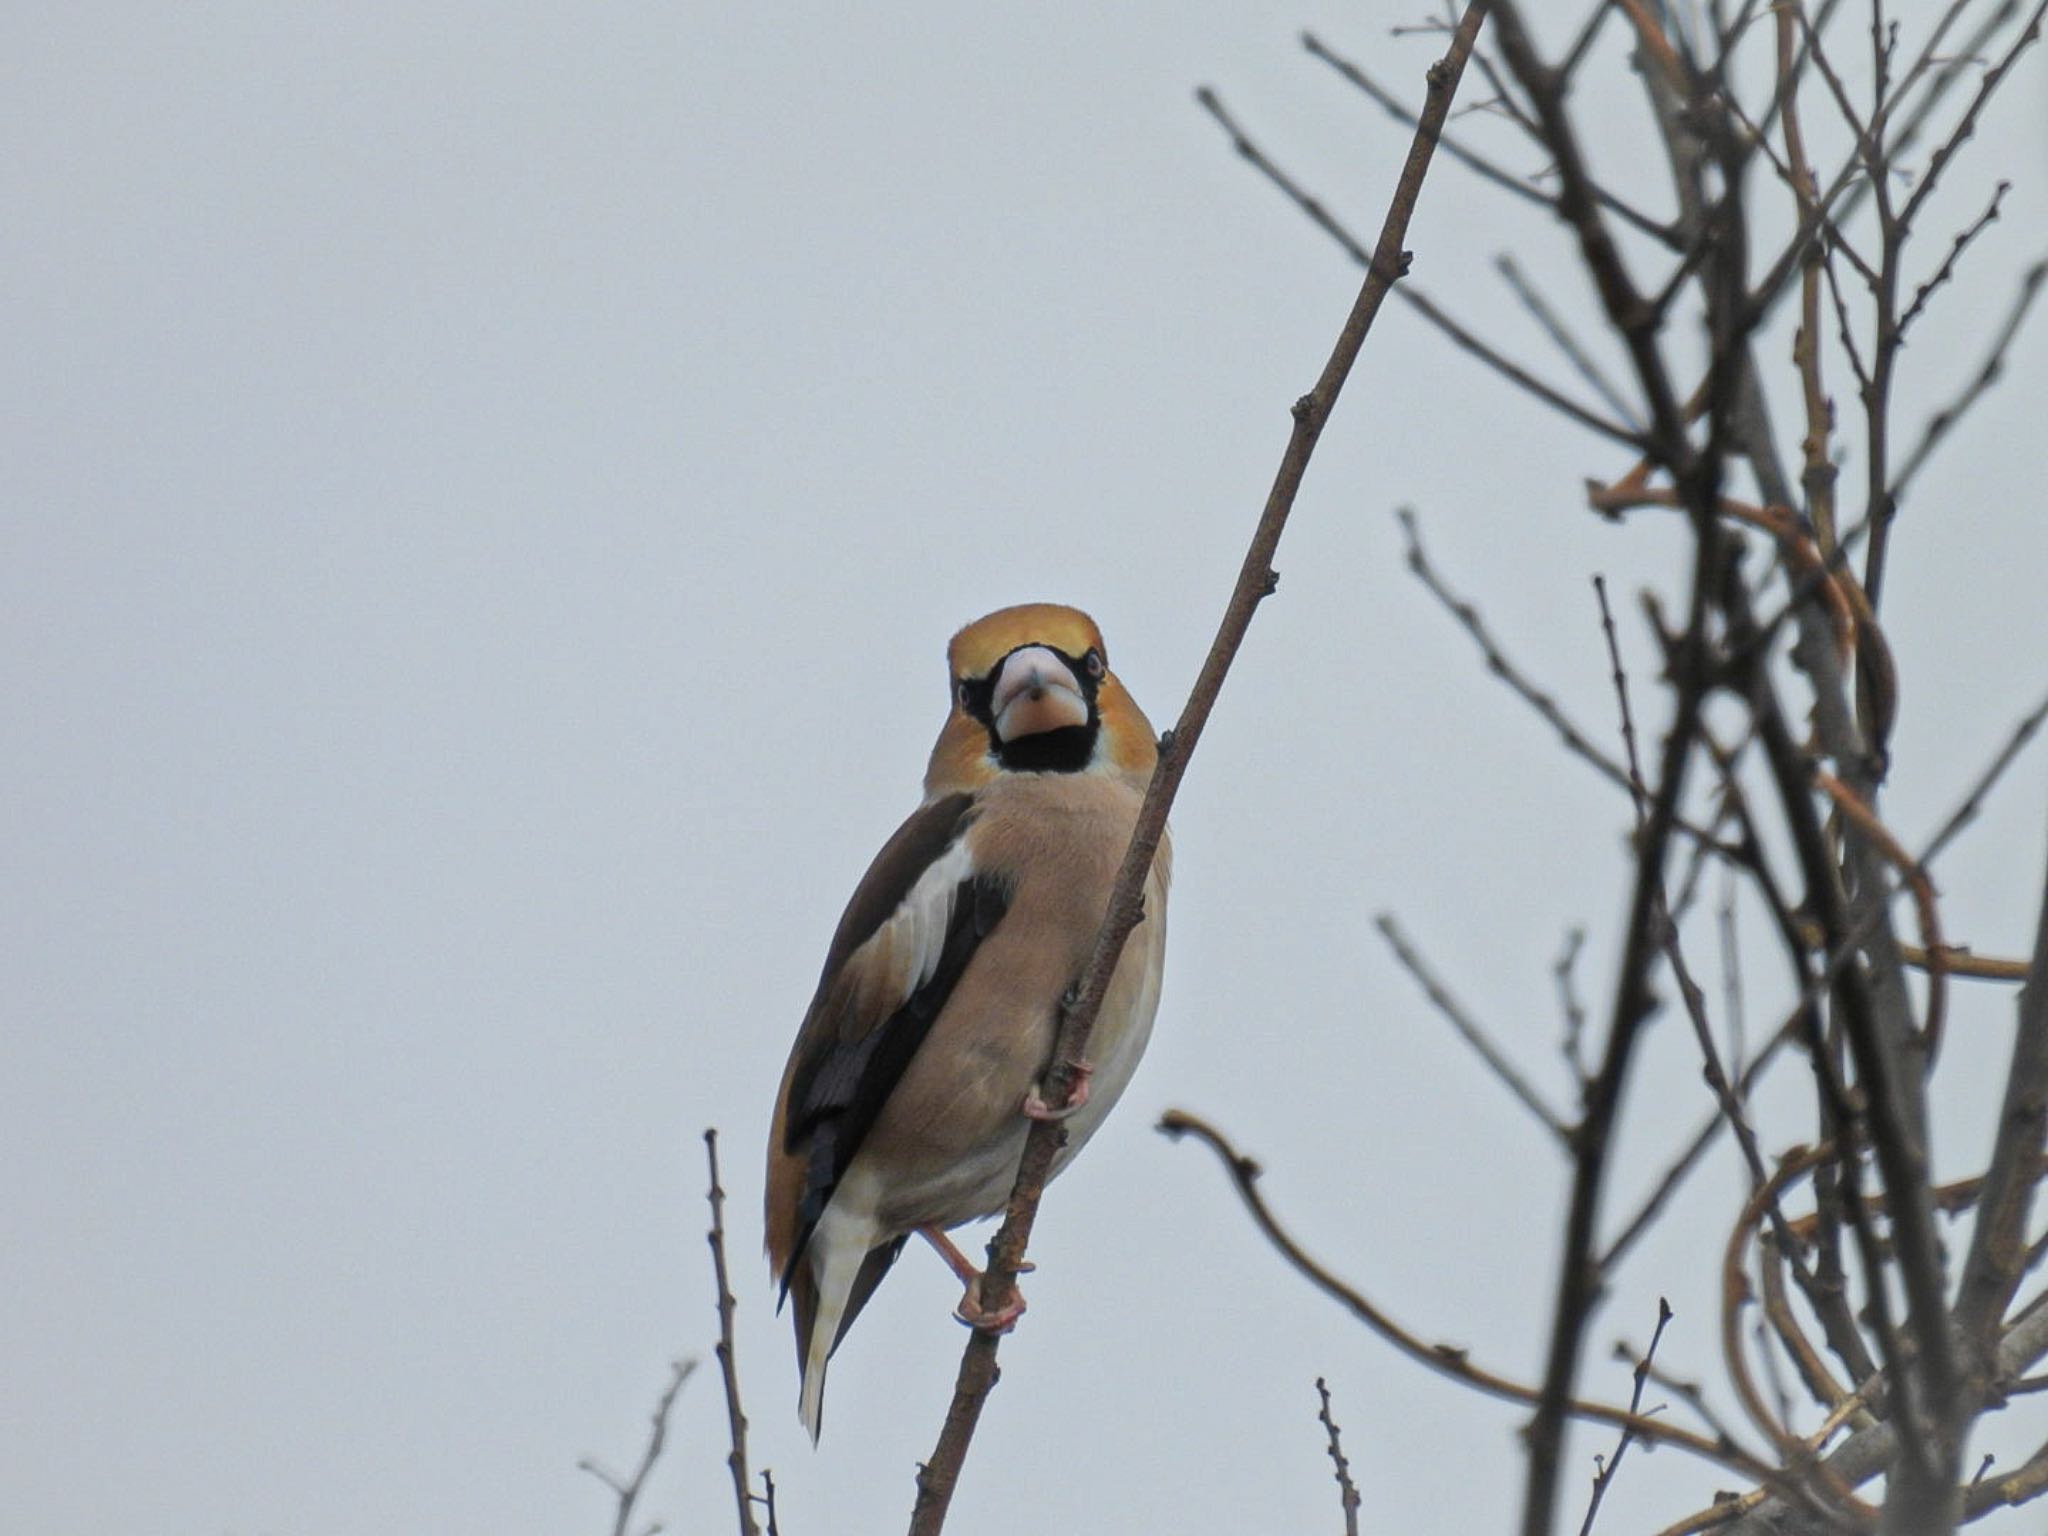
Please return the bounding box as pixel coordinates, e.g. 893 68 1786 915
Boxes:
852 831 979 1013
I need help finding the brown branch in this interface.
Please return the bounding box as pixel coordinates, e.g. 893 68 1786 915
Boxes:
1735 584 1963 1521
705 1130 761 1536
1158 1108 1776 1483
1484 6 1749 1528
1316 1377 1364 1536
1757 1230 1859 1417
1718 1144 1877 1524
580 1358 696 1536
1813 770 1949 1063
1778 1157 2048 1247
1194 86 1643 449
1680 1290 2048 1535
903 10 1494 1528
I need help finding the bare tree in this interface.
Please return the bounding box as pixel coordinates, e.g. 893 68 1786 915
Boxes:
665 5 2048 1533
1162 3 2048 1535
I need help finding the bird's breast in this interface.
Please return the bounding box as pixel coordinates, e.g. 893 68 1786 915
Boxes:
852 771 1171 1230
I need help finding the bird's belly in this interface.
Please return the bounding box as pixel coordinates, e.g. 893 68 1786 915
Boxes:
853 865 1168 1234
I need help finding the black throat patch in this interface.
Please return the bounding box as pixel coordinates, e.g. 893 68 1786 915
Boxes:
993 721 1097 772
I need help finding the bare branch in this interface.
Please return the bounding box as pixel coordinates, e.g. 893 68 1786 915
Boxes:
1896 180 2012 339
1397 507 1642 801
1893 259 2048 503
1158 1109 1775 1482
705 1130 761 1536
1498 256 1646 432
1579 1298 1675 1536
1375 911 1572 1145
1315 1377 1363 1536
1919 690 2048 865
580 1359 696 1536
1194 86 1642 448
903 13 1495 1529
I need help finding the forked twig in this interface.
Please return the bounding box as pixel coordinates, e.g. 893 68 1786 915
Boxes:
580 1359 696 1536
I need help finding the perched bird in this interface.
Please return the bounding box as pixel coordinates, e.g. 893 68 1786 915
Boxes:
764 603 1171 1440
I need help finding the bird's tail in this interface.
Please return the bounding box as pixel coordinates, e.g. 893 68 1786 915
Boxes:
793 1206 872 1442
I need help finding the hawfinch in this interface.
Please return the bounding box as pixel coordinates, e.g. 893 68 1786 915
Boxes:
765 603 1170 1439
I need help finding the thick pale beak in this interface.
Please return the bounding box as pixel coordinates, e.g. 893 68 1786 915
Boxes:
991 645 1089 743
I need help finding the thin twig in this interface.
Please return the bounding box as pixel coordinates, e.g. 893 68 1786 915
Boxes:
1896 180 2012 338
1555 926 1592 1097
1195 86 1643 449
705 1129 761 1536
1918 689 2048 862
1316 1377 1364 1536
1376 912 1572 1145
1613 1336 1748 1450
1498 255 1647 430
904 13 1495 1530
1578 1298 1674 1536
1158 1109 1776 1483
579 1359 696 1536
1398 508 1642 800
1893 259 2048 502
1591 574 1648 822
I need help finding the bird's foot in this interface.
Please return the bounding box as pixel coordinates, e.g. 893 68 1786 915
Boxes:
954 1273 1028 1334
918 1225 1031 1332
1022 1060 1093 1121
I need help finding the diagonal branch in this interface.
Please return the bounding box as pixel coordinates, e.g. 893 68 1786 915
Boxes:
1375 911 1572 1146
902 8 1495 1529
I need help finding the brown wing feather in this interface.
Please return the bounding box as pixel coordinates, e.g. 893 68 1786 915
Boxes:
765 792 1005 1287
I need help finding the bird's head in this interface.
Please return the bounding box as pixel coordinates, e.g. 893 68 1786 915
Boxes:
924 603 1157 795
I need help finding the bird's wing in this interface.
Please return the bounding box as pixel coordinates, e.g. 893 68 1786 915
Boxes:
768 790 1011 1292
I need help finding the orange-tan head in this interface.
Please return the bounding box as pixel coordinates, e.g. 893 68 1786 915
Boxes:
923 604 1157 796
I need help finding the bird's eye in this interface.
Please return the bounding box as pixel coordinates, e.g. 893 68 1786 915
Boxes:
1083 649 1105 679
955 678 971 708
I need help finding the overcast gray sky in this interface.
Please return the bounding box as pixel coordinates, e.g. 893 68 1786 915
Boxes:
6 5 2047 1534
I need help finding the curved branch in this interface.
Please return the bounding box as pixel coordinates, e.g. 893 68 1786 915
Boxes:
1159 1108 1777 1485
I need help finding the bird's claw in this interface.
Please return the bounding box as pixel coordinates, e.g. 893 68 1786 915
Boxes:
1022 1060 1093 1121
953 1273 1028 1334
